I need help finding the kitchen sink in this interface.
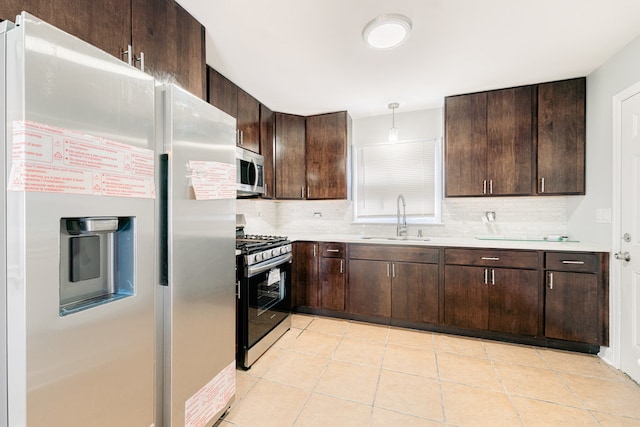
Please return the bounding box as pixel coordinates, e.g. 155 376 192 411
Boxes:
357 235 430 241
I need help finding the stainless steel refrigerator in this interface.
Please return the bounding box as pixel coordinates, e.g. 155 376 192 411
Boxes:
3 12 238 427
155 84 236 426
3 12 156 426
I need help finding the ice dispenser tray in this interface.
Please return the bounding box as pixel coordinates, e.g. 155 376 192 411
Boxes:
59 217 135 316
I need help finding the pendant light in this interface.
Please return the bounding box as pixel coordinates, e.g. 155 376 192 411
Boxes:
388 102 399 142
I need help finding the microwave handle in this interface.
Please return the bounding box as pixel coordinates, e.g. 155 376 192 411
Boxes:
250 158 259 190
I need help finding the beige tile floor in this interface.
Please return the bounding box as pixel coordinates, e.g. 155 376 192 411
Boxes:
217 314 640 427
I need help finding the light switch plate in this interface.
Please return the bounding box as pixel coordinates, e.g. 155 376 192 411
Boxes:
596 208 612 224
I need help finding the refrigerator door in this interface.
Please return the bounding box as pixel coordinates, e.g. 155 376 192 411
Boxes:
156 84 237 426
0 19 13 427
5 13 155 426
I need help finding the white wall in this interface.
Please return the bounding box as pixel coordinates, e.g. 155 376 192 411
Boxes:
568 35 640 250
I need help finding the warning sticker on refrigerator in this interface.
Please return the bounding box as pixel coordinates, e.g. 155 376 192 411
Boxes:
184 360 235 427
186 160 236 200
7 120 155 198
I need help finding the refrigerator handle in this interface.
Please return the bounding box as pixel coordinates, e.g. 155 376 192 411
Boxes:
159 154 169 286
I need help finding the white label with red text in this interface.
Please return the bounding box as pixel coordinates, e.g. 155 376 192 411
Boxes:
184 360 235 427
8 120 155 198
187 160 236 200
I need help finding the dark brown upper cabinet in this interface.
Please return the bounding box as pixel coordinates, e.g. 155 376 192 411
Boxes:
445 78 585 197
275 112 306 199
2 0 206 99
305 111 351 200
445 86 534 197
537 77 586 195
260 104 275 199
207 67 260 153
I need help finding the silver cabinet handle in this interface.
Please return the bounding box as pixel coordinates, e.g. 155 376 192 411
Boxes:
491 269 495 285
307 186 310 199
561 260 585 265
340 259 343 274
483 180 487 194
301 186 304 198
540 177 545 193
135 51 144 72
392 263 396 278
327 249 340 253
481 257 500 261
548 272 554 290
387 263 390 277
122 44 133 66
484 268 488 285
489 180 493 194
615 251 631 262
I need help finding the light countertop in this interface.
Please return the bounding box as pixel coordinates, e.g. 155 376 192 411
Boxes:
286 234 609 253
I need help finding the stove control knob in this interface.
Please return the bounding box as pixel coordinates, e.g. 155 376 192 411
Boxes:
261 252 268 260
271 249 278 257
253 254 261 263
280 246 287 255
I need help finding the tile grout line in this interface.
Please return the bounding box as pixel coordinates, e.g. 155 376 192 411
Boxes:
367 322 391 427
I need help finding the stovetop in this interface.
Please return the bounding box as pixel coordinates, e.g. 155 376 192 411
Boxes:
235 234 290 253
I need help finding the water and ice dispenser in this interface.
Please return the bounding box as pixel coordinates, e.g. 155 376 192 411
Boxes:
59 216 135 316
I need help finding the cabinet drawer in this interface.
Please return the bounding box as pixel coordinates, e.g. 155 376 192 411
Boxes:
349 244 439 264
320 242 346 258
445 248 539 269
545 252 598 272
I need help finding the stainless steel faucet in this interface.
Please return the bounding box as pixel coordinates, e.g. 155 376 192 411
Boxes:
397 194 407 237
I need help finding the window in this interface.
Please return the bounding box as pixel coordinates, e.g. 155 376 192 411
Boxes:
353 138 442 224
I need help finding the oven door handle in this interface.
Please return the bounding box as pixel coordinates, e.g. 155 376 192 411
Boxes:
247 253 292 276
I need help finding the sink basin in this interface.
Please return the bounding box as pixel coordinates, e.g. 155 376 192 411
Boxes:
357 235 430 242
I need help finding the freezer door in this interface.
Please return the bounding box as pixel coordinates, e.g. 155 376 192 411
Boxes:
5 13 155 426
157 84 237 426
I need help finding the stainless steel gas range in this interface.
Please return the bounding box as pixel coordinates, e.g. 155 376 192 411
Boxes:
236 233 292 369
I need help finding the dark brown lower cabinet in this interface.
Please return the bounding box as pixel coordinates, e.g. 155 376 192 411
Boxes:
319 243 346 311
348 259 391 317
444 249 539 336
545 271 599 344
293 242 319 308
392 262 439 324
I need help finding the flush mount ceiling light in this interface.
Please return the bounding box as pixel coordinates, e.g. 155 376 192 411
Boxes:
388 102 399 142
363 14 412 49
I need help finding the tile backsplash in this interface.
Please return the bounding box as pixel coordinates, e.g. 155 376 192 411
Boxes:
237 197 572 239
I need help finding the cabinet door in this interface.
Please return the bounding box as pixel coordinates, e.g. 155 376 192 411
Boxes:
444 92 487 196
320 257 346 311
305 112 349 199
293 242 319 308
545 271 599 344
444 265 488 329
488 268 539 336
487 86 534 195
275 113 306 199
132 0 206 99
348 259 391 317
260 104 275 198
537 78 586 195
1 1 131 60
237 88 260 153
207 67 238 118
392 262 438 324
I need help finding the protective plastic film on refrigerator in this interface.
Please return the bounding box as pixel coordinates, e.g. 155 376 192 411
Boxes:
3 13 155 426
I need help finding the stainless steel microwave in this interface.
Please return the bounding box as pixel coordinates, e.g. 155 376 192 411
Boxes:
236 147 265 197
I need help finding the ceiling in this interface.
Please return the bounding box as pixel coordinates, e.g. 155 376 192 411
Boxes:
176 0 640 119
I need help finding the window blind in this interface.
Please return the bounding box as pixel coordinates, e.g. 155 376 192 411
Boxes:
354 139 439 220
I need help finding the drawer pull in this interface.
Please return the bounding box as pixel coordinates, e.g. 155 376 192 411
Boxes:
561 260 585 265
481 257 500 261
326 249 340 253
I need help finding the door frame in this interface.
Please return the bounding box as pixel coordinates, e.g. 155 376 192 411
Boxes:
608 80 640 369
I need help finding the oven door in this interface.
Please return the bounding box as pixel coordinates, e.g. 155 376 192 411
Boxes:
245 253 292 350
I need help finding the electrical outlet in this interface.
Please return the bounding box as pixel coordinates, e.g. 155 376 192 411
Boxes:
596 208 611 224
